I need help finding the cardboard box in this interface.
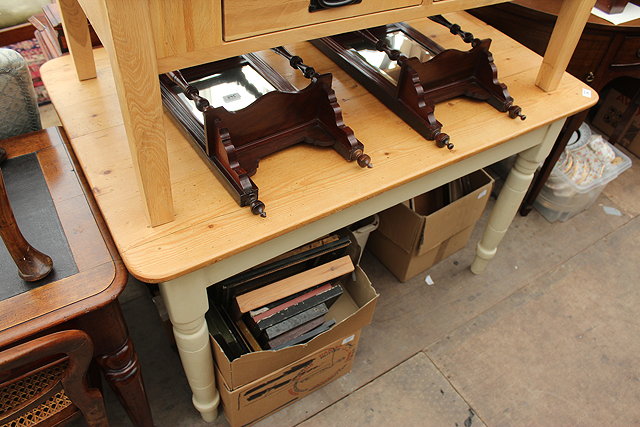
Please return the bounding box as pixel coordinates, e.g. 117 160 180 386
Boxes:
591 88 640 158
368 170 493 282
217 332 361 427
212 267 378 390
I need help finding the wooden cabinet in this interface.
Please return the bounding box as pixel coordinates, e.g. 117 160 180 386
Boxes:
469 1 640 90
612 36 640 67
468 0 640 214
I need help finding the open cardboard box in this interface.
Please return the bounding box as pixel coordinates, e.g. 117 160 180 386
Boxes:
211 266 377 426
211 266 378 390
368 169 493 282
216 332 361 426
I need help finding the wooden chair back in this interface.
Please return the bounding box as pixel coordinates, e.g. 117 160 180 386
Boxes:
0 330 108 427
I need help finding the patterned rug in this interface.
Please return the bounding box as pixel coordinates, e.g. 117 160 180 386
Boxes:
2 38 50 105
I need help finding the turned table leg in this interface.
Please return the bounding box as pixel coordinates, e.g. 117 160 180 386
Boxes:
77 302 154 427
471 120 565 274
160 274 219 422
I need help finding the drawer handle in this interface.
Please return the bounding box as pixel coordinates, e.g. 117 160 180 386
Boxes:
309 0 362 12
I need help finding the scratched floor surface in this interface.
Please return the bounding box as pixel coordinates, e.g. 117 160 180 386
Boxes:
59 121 638 426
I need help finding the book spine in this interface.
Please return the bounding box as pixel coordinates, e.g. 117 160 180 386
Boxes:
253 285 343 331
261 304 328 342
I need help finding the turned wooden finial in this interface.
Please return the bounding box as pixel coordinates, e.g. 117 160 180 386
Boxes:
508 105 527 120
272 46 320 79
353 149 373 168
166 71 211 111
434 132 454 150
358 29 407 63
250 199 267 217
0 166 53 281
428 15 481 47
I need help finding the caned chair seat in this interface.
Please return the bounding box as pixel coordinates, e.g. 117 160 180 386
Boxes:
0 330 108 427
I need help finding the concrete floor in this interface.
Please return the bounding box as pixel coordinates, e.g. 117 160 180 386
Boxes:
42 100 639 426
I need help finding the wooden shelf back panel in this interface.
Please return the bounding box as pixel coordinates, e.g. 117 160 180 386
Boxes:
223 0 422 41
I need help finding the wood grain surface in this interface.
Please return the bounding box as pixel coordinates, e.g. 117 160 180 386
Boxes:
535 0 597 91
100 0 174 226
148 0 222 59
223 0 420 41
58 0 96 80
144 0 531 72
41 13 596 282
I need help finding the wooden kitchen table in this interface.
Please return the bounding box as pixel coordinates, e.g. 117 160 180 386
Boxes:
42 12 596 422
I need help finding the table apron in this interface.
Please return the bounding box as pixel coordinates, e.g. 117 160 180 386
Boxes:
160 118 565 294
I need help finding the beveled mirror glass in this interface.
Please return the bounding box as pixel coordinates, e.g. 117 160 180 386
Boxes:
346 30 436 83
178 65 276 122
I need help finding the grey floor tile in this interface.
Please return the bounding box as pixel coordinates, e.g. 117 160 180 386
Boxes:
118 275 151 304
426 216 640 426
298 352 485 427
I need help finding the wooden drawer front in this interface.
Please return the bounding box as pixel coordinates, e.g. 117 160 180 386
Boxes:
223 0 422 41
612 36 640 67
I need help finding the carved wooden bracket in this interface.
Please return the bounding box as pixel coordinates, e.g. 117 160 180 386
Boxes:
160 53 371 217
312 22 525 150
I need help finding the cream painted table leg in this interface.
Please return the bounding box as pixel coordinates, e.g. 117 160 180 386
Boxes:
58 0 96 80
471 120 565 274
160 274 219 422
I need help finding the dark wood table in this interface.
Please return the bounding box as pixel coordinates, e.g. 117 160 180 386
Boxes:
0 128 153 426
469 0 640 215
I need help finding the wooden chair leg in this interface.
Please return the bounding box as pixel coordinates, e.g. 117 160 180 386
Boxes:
0 167 53 281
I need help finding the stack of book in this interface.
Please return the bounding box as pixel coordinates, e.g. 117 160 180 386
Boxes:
237 280 344 350
206 233 356 360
